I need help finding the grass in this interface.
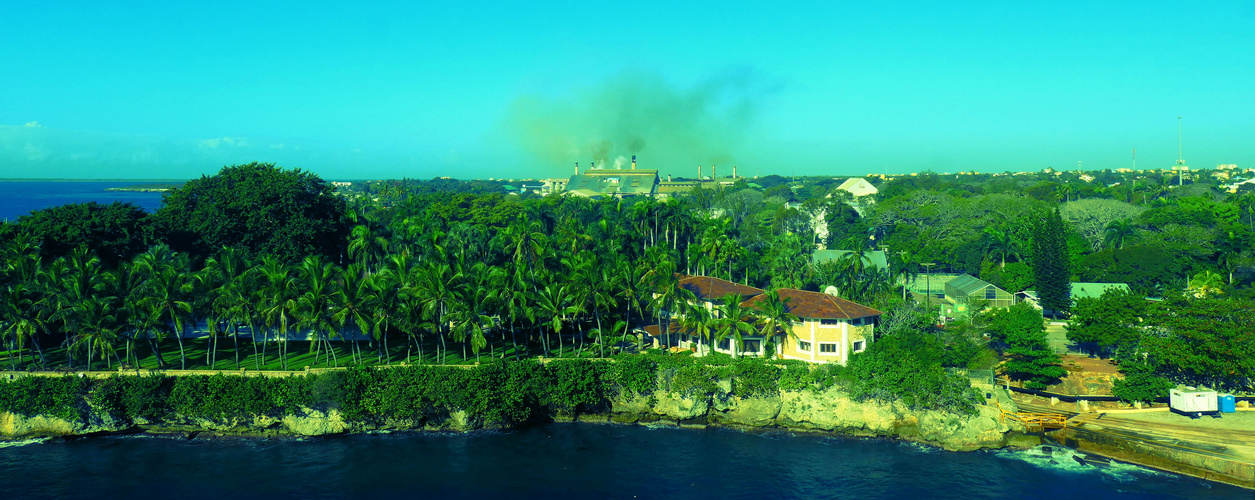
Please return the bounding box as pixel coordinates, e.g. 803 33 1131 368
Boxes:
0 332 623 372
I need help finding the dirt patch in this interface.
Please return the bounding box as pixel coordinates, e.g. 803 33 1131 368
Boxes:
1059 354 1121 375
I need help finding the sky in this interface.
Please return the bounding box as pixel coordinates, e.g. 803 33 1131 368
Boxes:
2 1 1253 181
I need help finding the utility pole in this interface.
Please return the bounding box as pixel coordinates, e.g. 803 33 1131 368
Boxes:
1176 116 1185 186
921 262 937 307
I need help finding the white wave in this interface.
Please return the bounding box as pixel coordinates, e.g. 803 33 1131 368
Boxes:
996 445 1166 482
0 437 51 449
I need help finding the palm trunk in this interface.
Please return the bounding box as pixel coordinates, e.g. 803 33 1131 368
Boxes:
147 333 168 369
175 329 186 370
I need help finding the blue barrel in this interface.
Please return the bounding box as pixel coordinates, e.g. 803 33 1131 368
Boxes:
1219 394 1236 413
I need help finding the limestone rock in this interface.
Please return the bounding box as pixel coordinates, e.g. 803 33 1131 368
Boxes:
282 408 348 436
1 412 81 438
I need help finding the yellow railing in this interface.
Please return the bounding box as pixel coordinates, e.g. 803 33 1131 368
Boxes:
996 400 1068 432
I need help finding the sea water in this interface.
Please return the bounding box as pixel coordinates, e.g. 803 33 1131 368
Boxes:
0 424 1245 499
0 181 167 222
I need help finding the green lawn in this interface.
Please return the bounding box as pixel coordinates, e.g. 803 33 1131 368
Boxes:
0 332 622 372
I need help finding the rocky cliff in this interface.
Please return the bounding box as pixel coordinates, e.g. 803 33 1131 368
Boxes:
0 385 1026 452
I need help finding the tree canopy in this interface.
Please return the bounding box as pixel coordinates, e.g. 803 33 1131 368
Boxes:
153 163 349 262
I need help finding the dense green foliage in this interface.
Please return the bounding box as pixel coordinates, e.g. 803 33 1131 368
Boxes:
0 353 981 428
1031 209 1071 315
987 303 1066 390
4 163 1255 405
846 331 983 414
153 163 349 262
8 201 152 266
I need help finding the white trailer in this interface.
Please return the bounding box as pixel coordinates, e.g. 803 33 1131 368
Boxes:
1170 388 1218 417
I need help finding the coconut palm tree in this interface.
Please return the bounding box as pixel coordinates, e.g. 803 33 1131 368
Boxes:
294 255 340 367
450 261 500 362
134 245 192 369
714 294 758 358
414 261 459 363
257 255 297 370
983 228 1021 268
0 283 50 369
70 295 120 370
752 290 798 356
536 283 576 357
332 263 376 365
348 223 389 273
1103 219 1139 250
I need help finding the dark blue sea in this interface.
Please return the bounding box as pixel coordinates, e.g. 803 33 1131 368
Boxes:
0 181 169 222
0 424 1245 499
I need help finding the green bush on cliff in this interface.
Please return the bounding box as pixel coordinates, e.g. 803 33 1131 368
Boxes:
168 374 313 421
0 376 85 421
848 332 982 415
88 375 173 421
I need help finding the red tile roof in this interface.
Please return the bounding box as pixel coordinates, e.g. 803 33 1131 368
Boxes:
741 288 882 320
676 274 764 302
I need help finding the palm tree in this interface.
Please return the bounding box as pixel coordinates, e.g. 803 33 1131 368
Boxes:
1188 271 1225 298
294 256 340 367
450 262 500 362
679 297 714 355
257 255 297 370
414 262 458 363
752 290 798 357
714 294 758 358
1103 219 1139 250
983 228 1020 268
348 223 389 273
332 263 377 365
70 295 120 371
0 283 50 369
536 284 576 357
134 245 192 369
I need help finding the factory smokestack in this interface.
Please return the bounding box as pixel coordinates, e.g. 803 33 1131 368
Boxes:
698 165 702 180
592 158 597 170
733 165 737 179
668 174 672 182
631 155 636 170
712 164 716 180
575 162 579 175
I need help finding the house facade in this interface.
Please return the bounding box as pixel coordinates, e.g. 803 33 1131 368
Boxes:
645 276 881 364
742 288 881 365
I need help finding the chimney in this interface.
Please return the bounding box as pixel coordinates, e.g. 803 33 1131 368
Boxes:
592 158 596 170
574 162 579 176
712 164 716 180
733 165 737 179
698 165 702 180
631 155 636 170
668 174 672 182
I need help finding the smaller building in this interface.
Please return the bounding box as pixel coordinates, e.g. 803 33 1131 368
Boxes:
835 178 879 199
566 168 660 198
1018 282 1132 314
811 250 889 272
942 274 1014 317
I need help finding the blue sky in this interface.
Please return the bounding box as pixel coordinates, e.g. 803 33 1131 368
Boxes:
2 1 1252 180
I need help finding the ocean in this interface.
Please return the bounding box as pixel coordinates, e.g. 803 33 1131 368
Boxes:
0 424 1245 499
0 181 168 222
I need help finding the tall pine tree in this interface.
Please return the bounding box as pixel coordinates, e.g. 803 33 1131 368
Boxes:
1032 208 1071 317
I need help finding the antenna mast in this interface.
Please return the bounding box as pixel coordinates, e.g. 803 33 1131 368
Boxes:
1176 116 1185 186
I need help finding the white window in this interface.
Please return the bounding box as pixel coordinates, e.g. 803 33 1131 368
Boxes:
798 340 812 352
819 343 839 355
741 340 762 354
852 340 866 353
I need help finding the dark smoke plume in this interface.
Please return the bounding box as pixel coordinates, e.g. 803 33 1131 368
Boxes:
505 70 763 173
